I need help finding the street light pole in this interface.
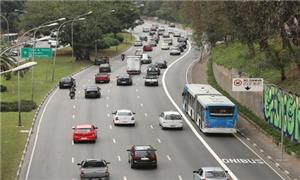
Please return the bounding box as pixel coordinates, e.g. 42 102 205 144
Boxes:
52 18 85 82
0 15 10 42
71 11 93 59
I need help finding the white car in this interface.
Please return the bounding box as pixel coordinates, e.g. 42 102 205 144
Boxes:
170 46 181 55
161 43 169 50
112 109 136 126
159 111 183 129
134 40 143 46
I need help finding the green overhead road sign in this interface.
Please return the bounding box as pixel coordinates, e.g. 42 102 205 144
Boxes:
21 48 53 59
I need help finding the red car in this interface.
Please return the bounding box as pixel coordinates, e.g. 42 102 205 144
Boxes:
95 73 110 83
143 44 153 51
72 124 98 143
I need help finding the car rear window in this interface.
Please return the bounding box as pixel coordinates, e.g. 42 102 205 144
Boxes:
135 151 155 157
77 128 91 132
118 112 132 116
82 161 106 168
165 114 181 120
205 171 226 178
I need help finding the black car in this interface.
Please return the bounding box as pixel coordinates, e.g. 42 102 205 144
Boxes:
149 31 156 36
117 74 133 86
147 64 160 76
94 56 109 65
85 86 101 98
99 63 111 73
179 41 187 49
127 145 157 168
154 61 167 69
177 37 187 43
175 44 184 52
169 23 175 28
59 77 75 89
139 35 148 41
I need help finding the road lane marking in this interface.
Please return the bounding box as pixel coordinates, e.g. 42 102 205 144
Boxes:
136 89 139 92
157 138 161 143
72 140 74 145
178 175 183 180
118 155 121 161
222 158 264 164
140 103 143 107
72 157 74 163
109 125 112 129
72 114 75 119
25 89 58 180
106 104 109 108
88 79 91 82
113 138 116 144
150 125 153 129
137 95 140 99
108 89 111 93
144 113 148 117
73 105 76 109
107 113 110 117
123 176 127 180
162 41 238 180
106 96 110 100
78 90 81 94
166 155 171 161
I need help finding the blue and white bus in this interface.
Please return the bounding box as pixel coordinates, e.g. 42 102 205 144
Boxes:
182 84 238 133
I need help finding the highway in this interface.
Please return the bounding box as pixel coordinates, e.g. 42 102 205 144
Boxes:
19 21 285 180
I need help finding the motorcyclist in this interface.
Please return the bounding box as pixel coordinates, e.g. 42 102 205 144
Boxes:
69 84 76 99
121 54 125 61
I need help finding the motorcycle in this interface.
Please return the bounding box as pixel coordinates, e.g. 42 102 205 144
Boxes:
121 54 125 61
69 91 75 99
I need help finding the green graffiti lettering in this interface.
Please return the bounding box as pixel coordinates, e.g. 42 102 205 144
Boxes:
286 94 296 136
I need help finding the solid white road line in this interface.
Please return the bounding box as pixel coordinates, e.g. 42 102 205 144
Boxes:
118 155 121 161
25 89 58 180
78 90 81 94
72 157 74 163
178 175 183 180
113 138 116 144
157 138 161 143
162 41 238 180
167 155 171 161
72 140 74 145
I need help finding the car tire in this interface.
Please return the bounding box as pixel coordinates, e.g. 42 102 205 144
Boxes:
85 95 88 98
153 164 157 169
130 161 135 169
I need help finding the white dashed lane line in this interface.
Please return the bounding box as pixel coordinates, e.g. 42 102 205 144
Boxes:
109 125 112 129
72 114 75 119
137 95 140 99
72 140 74 145
107 113 110 117
140 103 143 107
123 176 127 180
73 105 76 109
144 113 148 117
157 138 161 143
106 96 110 100
71 157 74 163
166 155 172 161
117 155 121 161
135 89 139 92
106 104 110 108
178 175 183 180
113 138 116 144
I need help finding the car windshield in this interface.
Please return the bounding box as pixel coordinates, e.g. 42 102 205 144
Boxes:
165 114 181 120
118 111 132 116
62 78 71 82
77 128 91 132
82 161 106 168
205 171 226 178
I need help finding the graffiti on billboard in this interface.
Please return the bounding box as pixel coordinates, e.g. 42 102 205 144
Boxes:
263 85 300 142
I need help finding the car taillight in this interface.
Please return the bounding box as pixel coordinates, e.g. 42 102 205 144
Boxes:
226 177 230 180
131 117 134 120
115 117 119 120
201 178 205 180
81 170 84 174
150 154 156 161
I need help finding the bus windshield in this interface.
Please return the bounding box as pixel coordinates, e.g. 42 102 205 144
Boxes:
209 106 234 117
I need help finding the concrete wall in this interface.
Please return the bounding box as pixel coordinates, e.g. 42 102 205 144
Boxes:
212 63 264 119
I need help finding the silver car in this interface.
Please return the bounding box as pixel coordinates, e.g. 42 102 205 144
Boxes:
77 159 110 180
193 167 229 180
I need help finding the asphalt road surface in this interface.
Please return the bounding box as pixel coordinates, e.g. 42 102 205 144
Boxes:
19 21 286 180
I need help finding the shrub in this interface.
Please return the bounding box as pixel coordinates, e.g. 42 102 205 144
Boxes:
0 85 7 92
0 100 37 112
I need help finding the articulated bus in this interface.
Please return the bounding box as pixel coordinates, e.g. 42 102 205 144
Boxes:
182 84 238 133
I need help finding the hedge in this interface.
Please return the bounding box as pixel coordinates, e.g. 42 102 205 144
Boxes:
1 100 37 112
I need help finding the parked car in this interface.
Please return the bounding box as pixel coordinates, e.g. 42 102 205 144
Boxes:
161 42 169 50
99 63 111 73
169 23 175 27
139 35 148 41
77 159 110 180
127 145 157 168
141 54 152 64
95 73 110 83
149 40 157 47
135 49 143 57
112 109 136 126
94 56 109 65
163 32 170 38
143 44 153 52
85 86 101 98
116 74 133 86
134 40 143 47
154 61 167 69
144 75 159 86
159 111 183 129
147 64 160 76
193 167 229 180
170 46 181 55
173 31 181 37
59 76 75 89
72 124 98 143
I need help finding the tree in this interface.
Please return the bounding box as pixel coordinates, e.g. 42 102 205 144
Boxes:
0 1 25 33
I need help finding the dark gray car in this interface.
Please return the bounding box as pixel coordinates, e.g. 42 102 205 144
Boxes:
77 159 110 180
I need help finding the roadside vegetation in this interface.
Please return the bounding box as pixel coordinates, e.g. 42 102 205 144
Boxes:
0 32 133 180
